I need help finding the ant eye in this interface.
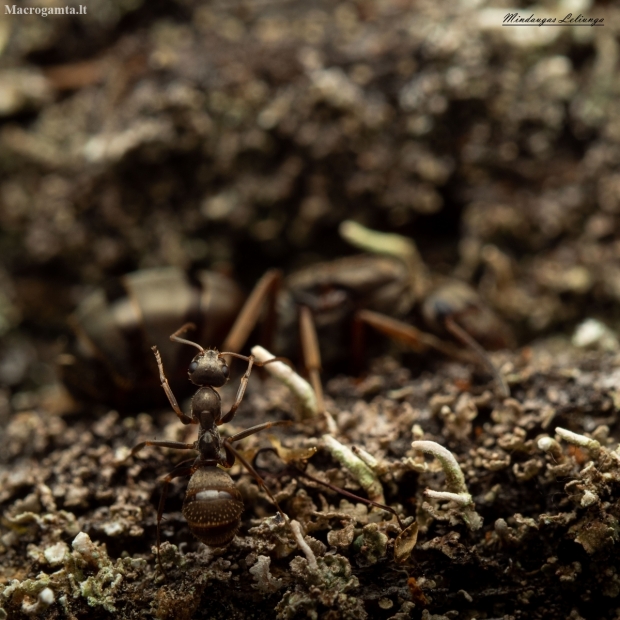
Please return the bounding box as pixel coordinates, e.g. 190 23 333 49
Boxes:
189 360 199 373
221 365 229 379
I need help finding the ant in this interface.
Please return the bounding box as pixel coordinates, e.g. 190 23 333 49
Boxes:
129 323 414 570
129 323 289 569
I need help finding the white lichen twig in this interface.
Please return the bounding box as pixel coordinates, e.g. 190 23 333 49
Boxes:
555 427 601 459
251 345 318 419
351 445 379 470
537 436 565 462
410 440 482 531
322 434 385 504
290 520 318 570
21 588 55 616
339 220 430 298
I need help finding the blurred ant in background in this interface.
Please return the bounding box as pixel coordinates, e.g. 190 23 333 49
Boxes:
62 221 512 413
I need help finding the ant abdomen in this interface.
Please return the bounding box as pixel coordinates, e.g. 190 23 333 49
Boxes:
182 466 244 546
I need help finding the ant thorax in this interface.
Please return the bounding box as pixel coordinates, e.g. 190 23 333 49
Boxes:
196 427 224 462
191 387 222 425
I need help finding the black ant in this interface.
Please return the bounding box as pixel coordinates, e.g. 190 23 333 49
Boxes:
130 323 414 571
129 323 289 568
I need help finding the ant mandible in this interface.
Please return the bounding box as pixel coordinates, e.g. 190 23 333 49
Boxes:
130 323 289 567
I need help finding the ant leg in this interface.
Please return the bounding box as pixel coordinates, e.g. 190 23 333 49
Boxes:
444 316 510 398
351 312 367 374
156 462 196 574
131 440 195 457
152 346 194 425
299 306 325 414
227 420 291 443
353 309 473 363
223 441 288 524
293 465 404 529
219 354 256 424
222 269 282 354
218 353 293 425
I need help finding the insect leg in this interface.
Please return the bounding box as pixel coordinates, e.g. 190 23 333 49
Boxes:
299 306 325 414
131 440 195 457
219 354 256 424
227 420 291 443
222 269 282 354
152 346 195 424
223 441 288 524
444 315 510 398
353 309 473 362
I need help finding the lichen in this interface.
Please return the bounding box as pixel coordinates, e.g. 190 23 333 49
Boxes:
275 554 366 620
249 555 284 594
0 531 146 616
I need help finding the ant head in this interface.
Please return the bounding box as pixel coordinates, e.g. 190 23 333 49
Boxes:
188 349 229 387
422 281 479 329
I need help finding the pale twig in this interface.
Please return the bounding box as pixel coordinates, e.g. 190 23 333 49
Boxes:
410 440 482 531
555 427 600 459
290 520 318 570
339 220 430 299
251 345 318 419
323 435 385 504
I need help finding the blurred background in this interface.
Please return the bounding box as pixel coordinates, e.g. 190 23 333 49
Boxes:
0 0 618 413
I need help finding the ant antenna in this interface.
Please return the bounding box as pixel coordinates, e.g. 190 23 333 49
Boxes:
169 323 205 353
219 351 293 369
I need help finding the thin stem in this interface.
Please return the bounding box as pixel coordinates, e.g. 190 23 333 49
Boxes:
294 465 403 529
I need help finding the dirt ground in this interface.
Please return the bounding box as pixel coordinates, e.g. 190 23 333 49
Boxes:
1 0 620 618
